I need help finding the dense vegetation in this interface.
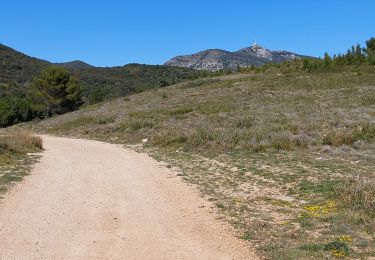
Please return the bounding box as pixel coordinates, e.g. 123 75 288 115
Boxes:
0 66 83 127
0 44 208 126
0 44 49 86
73 64 209 103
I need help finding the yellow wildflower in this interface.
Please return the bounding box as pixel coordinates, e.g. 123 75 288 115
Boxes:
339 235 352 243
331 249 345 257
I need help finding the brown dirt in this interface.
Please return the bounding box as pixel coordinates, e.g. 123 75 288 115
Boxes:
0 135 257 260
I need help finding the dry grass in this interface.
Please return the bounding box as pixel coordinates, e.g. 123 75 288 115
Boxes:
0 132 42 194
337 177 375 231
0 132 43 152
17 70 375 258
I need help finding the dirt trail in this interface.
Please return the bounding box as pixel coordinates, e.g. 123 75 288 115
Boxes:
0 136 256 260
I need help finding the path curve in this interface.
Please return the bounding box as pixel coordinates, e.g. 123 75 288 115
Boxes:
0 136 256 260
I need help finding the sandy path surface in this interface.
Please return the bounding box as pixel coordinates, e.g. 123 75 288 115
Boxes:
0 136 256 260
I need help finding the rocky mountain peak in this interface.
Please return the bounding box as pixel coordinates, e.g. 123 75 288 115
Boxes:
165 43 307 71
236 44 273 60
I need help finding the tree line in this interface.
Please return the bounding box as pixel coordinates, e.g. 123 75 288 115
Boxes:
303 38 375 72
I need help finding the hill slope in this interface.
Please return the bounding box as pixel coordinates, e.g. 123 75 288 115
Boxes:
0 44 49 88
21 68 375 258
165 44 306 71
0 43 203 102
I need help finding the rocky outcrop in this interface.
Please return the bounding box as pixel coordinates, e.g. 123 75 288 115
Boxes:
165 44 306 71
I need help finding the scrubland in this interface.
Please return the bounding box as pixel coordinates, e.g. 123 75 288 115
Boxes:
18 68 375 258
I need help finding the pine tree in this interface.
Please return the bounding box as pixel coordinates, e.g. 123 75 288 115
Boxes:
30 66 83 117
366 38 375 64
323 52 331 67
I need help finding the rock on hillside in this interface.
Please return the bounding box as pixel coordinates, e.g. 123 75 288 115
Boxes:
165 44 306 71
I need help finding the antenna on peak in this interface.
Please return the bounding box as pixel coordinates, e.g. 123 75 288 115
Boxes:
252 39 258 47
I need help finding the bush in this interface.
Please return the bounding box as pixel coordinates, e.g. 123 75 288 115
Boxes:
271 134 294 150
362 94 375 105
322 131 354 146
336 177 375 230
0 97 33 127
353 124 375 142
120 118 154 131
153 132 188 146
324 241 349 256
234 117 255 128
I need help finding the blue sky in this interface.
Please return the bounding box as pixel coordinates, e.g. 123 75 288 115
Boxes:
1 0 373 67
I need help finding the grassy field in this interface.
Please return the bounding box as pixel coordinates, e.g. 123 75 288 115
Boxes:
0 132 43 195
18 69 375 258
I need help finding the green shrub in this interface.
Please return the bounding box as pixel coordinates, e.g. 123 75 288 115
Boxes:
271 133 294 150
0 97 33 127
94 117 115 125
52 117 95 131
153 133 188 146
120 118 154 131
234 117 255 128
169 107 193 116
299 243 325 252
322 131 354 146
362 94 375 105
353 124 375 142
180 78 220 89
324 241 349 256
191 127 215 146
336 177 375 230
197 102 232 114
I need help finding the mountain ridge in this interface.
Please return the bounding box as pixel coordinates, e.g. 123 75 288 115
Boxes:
165 44 307 71
54 60 94 69
0 43 204 103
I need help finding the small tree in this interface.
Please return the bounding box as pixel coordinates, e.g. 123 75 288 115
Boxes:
366 37 375 64
323 52 331 68
30 66 83 117
88 88 105 104
366 37 375 53
354 44 364 64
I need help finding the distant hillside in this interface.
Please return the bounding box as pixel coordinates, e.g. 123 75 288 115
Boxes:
54 60 93 69
0 43 203 102
70 64 205 103
0 44 48 88
165 44 306 71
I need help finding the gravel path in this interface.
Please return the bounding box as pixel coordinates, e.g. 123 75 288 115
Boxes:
0 136 256 260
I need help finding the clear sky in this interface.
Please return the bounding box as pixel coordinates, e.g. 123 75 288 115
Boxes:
1 0 373 67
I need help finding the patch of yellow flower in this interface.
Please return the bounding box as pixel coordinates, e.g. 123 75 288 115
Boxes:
338 235 352 243
331 249 345 257
303 200 337 217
